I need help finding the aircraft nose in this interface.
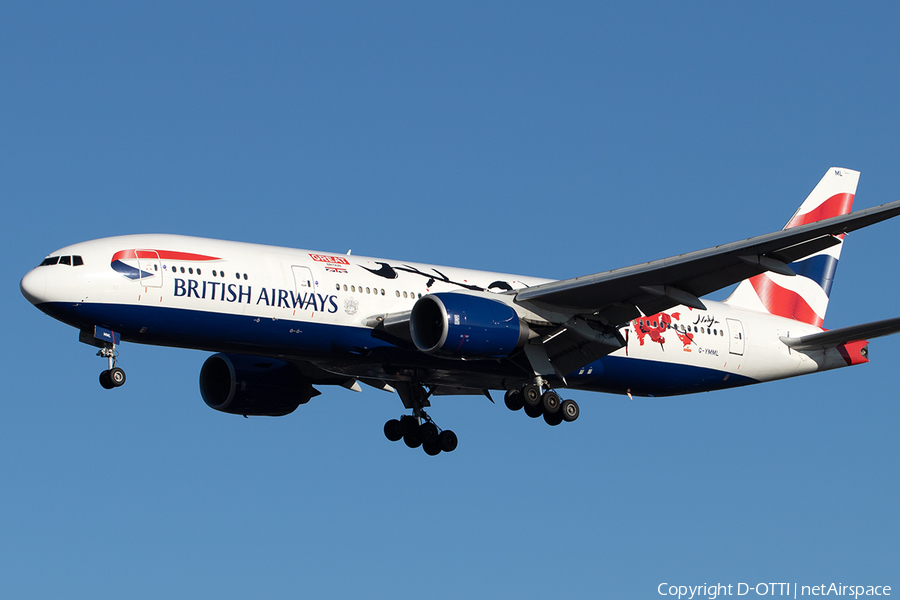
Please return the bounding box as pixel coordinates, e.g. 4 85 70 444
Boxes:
20 268 47 305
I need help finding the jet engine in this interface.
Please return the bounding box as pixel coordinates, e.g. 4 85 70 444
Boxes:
410 293 530 359
199 353 314 416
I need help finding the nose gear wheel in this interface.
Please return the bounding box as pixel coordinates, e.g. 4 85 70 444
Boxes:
97 341 126 389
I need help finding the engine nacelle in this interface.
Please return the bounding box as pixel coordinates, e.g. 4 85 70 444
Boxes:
410 293 529 359
199 353 313 416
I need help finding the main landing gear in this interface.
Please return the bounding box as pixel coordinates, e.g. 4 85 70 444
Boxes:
384 383 458 456
503 382 579 426
383 412 458 456
97 343 126 390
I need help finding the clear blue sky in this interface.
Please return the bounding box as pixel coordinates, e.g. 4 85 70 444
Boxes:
3 3 898 598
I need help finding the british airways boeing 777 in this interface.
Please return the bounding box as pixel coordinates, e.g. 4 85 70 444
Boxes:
20 168 900 455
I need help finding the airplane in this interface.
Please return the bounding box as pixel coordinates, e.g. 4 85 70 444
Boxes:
20 168 900 455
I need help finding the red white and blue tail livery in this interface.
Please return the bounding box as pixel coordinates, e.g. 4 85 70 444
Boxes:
20 168 900 455
726 167 857 326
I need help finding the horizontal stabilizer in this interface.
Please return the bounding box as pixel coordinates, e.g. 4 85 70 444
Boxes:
780 316 900 351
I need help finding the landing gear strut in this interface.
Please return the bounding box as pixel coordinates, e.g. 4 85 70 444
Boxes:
384 383 457 455
97 343 126 389
504 381 579 426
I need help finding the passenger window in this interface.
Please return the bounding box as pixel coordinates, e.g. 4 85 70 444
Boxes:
212 270 217 277
59 256 71 266
243 274 248 280
189 268 193 274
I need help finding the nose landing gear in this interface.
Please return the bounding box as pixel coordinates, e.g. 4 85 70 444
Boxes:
97 343 126 389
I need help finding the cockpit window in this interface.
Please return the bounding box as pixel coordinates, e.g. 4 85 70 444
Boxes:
38 255 84 267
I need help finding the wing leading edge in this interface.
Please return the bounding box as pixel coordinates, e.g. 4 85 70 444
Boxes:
515 199 900 327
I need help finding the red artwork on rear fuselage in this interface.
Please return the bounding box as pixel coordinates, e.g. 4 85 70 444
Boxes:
634 311 694 350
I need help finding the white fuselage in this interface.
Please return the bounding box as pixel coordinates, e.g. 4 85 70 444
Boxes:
20 234 861 397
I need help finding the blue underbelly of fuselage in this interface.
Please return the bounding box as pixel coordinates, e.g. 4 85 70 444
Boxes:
36 301 757 397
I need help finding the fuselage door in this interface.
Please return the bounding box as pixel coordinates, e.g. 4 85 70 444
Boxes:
137 250 162 288
292 265 315 294
726 318 745 355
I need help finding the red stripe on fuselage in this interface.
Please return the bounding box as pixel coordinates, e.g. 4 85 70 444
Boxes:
111 249 221 262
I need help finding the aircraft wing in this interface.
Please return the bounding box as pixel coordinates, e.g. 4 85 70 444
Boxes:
515 199 900 327
363 199 900 379
780 317 900 351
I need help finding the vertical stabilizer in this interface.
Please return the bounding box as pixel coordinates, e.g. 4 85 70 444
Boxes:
724 167 860 327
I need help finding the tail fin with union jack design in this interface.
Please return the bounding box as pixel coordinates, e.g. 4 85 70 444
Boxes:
724 167 860 327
